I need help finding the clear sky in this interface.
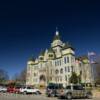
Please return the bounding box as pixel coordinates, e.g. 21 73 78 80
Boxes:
0 0 100 79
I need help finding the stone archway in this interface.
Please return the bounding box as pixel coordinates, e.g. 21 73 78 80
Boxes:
39 75 46 81
39 75 46 88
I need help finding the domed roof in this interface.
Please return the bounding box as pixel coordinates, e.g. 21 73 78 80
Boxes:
28 56 35 62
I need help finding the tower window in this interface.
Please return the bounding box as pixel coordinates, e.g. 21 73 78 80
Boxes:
49 54 53 57
67 57 69 63
60 60 61 66
64 57 67 64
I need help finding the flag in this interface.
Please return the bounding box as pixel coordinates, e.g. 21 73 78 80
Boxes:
90 60 98 64
88 52 96 56
90 60 96 64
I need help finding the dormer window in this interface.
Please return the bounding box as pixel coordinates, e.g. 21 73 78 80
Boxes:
49 54 53 57
40 57 43 60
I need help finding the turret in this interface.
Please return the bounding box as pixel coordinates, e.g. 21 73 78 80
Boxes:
48 48 55 60
39 50 45 61
51 28 63 48
27 56 35 65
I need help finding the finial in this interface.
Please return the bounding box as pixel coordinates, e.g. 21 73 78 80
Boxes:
56 27 59 36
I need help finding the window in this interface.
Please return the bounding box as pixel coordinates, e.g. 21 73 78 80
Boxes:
64 57 67 64
65 67 67 72
34 73 36 76
60 68 63 74
68 66 70 72
73 85 83 90
51 70 52 74
40 63 42 68
50 77 52 81
60 77 62 82
71 66 73 72
66 86 71 89
67 57 69 63
40 57 43 60
55 69 59 74
65 75 67 81
57 60 59 66
55 61 57 66
27 87 31 89
49 54 53 57
60 60 61 66
71 56 74 62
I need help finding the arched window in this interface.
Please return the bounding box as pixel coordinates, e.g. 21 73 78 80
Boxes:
55 69 59 74
40 75 46 81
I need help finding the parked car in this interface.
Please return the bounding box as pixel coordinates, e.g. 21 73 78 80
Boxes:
20 86 41 94
7 86 15 93
46 83 64 97
13 86 21 94
58 84 92 99
0 86 7 93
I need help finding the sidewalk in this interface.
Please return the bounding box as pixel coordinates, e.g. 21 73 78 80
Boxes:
92 89 100 98
40 89 46 95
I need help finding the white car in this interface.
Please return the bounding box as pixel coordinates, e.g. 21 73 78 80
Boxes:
20 86 41 94
0 86 7 92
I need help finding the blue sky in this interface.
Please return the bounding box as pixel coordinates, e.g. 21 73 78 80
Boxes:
0 0 100 79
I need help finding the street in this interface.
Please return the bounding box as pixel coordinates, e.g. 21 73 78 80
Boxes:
0 93 100 100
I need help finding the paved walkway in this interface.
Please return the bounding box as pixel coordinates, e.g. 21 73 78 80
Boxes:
93 90 100 98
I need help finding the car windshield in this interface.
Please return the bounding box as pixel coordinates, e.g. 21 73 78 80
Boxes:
73 85 84 90
47 84 63 89
27 87 32 89
66 86 71 89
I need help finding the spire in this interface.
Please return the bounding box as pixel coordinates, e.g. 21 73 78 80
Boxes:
56 27 59 36
53 27 60 41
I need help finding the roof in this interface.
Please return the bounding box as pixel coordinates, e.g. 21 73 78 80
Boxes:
48 48 54 53
62 42 74 50
76 55 89 64
39 50 45 56
53 30 61 41
77 55 88 60
28 56 35 61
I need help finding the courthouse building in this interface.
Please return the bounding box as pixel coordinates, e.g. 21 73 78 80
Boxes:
26 30 93 87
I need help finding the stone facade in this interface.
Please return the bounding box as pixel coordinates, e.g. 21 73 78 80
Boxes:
26 30 93 87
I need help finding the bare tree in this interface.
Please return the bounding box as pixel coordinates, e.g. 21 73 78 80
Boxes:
0 69 9 84
12 68 26 85
19 69 26 85
95 57 100 84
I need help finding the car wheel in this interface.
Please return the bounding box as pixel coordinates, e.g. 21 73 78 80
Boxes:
67 93 72 100
87 93 92 99
51 93 55 97
47 94 51 97
37 91 41 95
23 91 27 95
